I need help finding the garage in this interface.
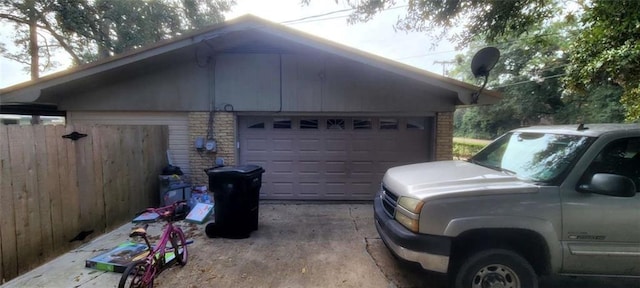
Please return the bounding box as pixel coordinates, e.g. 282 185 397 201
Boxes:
239 116 434 200
1 15 501 197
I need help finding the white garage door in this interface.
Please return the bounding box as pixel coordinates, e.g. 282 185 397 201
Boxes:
239 116 433 200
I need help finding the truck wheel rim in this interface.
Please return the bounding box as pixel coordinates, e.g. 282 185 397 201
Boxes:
471 263 520 288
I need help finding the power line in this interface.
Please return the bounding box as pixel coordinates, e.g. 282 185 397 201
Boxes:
280 8 353 24
281 4 409 25
274 4 576 78
494 73 566 89
282 14 351 25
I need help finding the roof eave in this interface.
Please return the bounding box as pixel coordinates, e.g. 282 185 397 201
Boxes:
0 14 501 105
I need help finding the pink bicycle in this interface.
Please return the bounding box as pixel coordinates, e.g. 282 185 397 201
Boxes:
118 201 190 288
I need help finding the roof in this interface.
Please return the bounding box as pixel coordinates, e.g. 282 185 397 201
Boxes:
513 124 640 137
0 14 501 105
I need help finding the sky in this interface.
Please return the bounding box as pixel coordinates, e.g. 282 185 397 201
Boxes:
0 0 463 89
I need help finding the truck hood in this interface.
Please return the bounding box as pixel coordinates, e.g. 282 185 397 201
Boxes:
383 160 539 200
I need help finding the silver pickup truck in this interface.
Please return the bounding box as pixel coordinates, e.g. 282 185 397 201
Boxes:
374 124 640 288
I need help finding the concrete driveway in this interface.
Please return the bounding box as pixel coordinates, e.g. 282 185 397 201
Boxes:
2 203 639 288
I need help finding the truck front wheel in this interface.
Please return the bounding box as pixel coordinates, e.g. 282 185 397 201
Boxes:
454 249 538 288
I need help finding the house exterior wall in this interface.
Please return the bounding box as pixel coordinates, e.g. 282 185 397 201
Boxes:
435 112 454 161
57 60 210 111
215 53 457 113
188 112 236 186
56 51 457 183
56 53 457 115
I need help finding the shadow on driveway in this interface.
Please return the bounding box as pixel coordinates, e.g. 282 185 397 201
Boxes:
3 203 639 288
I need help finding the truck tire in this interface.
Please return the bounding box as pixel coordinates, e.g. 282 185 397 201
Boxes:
454 248 538 288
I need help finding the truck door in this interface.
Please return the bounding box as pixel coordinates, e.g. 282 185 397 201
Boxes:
562 137 640 276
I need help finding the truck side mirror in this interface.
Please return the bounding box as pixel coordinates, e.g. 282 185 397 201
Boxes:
578 173 636 197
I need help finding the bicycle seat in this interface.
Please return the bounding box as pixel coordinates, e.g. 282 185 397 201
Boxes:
129 226 148 238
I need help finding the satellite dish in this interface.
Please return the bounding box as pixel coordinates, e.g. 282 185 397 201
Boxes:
470 47 500 104
471 47 500 78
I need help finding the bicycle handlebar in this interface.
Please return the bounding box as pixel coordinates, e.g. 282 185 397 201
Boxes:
135 200 188 220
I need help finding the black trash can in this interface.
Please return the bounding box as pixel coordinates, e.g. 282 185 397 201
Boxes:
206 165 264 238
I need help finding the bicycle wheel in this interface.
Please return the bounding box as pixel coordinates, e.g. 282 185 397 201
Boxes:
169 229 188 266
118 260 154 288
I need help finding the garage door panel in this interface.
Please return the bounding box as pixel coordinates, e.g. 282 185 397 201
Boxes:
299 161 322 174
246 139 269 151
325 139 348 151
377 139 403 152
298 182 323 197
351 164 375 176
351 182 375 198
270 160 295 173
296 154 323 163
240 116 432 200
299 139 322 151
271 182 294 193
352 143 374 153
325 183 346 197
325 161 347 174
273 139 294 151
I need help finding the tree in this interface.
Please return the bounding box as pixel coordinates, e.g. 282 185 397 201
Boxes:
314 0 638 123
0 0 59 79
564 0 640 121
450 8 625 139
305 0 559 47
0 0 235 79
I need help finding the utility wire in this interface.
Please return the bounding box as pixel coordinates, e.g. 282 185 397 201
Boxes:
283 14 352 25
278 4 459 63
281 4 409 25
494 73 566 89
271 3 575 79
280 8 353 24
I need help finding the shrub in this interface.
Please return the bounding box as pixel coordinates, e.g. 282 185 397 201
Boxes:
453 138 490 160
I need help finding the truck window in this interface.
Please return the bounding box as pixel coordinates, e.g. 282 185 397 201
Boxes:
471 132 594 183
582 137 640 192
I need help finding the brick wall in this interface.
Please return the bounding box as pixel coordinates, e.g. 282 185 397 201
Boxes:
188 112 236 185
435 112 453 161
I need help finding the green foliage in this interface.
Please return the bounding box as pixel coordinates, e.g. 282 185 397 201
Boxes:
53 0 235 60
450 5 626 138
452 138 490 159
0 0 236 77
454 105 520 139
314 0 635 130
564 0 640 121
560 85 625 124
315 0 557 47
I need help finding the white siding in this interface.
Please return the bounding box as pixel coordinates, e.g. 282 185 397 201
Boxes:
67 111 190 175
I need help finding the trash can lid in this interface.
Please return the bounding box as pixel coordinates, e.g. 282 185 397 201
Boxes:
206 164 264 175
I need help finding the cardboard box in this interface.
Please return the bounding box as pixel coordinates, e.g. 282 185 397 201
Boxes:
185 203 214 224
85 241 188 273
132 212 160 223
85 242 150 273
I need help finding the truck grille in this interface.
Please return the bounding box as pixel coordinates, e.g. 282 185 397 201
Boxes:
381 186 398 218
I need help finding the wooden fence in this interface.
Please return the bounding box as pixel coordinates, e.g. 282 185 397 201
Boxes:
0 124 168 283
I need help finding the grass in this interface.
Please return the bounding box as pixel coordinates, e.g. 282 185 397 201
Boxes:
453 137 492 160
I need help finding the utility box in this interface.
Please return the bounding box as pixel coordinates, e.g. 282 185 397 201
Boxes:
206 165 264 238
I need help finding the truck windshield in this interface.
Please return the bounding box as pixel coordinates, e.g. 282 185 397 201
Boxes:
469 132 594 183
